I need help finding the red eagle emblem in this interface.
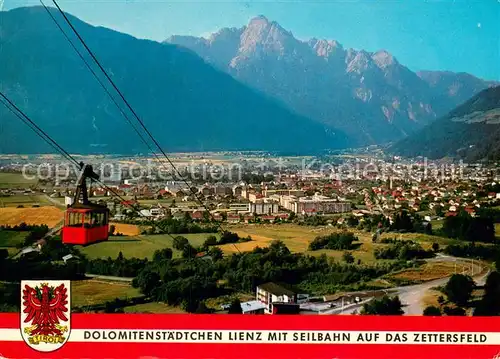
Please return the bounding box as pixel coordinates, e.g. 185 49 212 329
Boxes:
22 283 69 337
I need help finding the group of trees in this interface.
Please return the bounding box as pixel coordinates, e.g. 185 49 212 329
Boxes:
0 250 84 282
132 240 410 312
474 271 500 316
141 217 218 235
442 212 495 243
374 240 434 261
422 270 500 317
361 295 404 315
299 215 327 226
85 252 149 277
342 211 431 235
0 223 49 248
388 211 432 234
443 243 500 261
203 232 252 248
308 232 358 251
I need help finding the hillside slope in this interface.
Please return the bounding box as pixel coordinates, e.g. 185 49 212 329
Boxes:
0 7 348 154
392 86 500 161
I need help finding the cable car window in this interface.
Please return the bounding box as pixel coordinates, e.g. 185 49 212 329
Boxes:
83 212 93 228
69 212 82 227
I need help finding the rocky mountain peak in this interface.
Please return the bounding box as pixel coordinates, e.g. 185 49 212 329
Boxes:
239 15 294 54
310 38 344 58
372 49 397 69
346 50 375 74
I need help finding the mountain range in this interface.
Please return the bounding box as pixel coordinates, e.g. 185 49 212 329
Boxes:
166 15 498 145
0 7 346 154
0 8 498 155
392 85 500 161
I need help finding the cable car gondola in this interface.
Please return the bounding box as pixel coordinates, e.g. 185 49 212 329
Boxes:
62 163 109 245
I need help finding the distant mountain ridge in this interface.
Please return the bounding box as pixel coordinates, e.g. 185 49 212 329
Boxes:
0 7 348 154
391 86 500 161
166 15 498 146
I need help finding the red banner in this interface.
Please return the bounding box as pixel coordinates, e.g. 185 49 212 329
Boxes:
2 313 500 358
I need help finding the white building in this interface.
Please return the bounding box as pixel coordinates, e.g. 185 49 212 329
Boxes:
249 202 279 215
256 282 297 314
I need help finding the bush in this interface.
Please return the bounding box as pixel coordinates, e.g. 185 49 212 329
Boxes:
361 296 404 315
182 244 197 259
423 306 441 316
153 248 173 262
342 252 354 264
203 235 218 247
228 299 242 314
444 274 475 306
308 232 358 251
172 236 189 251
443 306 466 316
218 231 240 245
374 240 433 261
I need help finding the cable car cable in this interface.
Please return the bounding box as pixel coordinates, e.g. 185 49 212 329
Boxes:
0 92 80 167
39 1 172 175
0 93 183 244
48 0 230 237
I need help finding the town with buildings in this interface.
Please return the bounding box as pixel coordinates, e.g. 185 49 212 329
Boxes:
1 151 500 316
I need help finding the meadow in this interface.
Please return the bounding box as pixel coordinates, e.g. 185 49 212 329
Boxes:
0 172 37 189
71 279 142 308
0 194 56 208
77 233 214 259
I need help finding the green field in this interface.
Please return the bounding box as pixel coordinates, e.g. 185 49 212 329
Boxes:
0 230 27 247
123 302 185 314
77 233 216 259
72 280 142 308
0 173 38 189
0 230 27 257
0 194 55 208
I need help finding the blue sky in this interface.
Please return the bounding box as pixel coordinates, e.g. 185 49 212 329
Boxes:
4 0 500 80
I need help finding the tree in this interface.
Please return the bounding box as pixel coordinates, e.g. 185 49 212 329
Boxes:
218 231 239 245
474 271 500 316
342 252 354 264
495 256 500 272
133 270 160 297
432 242 440 252
269 240 290 256
153 248 173 262
195 301 212 314
423 306 441 316
443 306 466 316
173 236 189 251
444 274 475 307
228 299 242 314
182 244 197 259
181 298 200 313
361 296 404 315
203 235 218 248
0 249 8 261
208 247 223 261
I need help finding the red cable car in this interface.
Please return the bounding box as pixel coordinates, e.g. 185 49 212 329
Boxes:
62 163 109 245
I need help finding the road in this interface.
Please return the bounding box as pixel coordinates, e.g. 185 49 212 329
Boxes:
320 255 490 315
398 264 489 315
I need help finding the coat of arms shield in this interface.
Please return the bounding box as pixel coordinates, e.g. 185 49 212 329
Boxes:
20 280 71 352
